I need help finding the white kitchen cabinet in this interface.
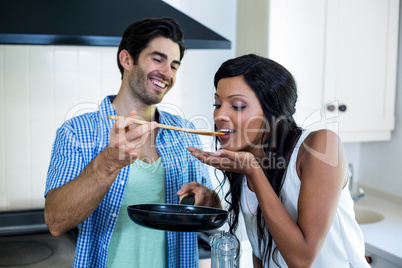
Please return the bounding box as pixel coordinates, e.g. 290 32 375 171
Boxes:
237 0 399 142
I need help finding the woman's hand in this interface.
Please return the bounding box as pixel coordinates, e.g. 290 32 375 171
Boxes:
186 146 260 178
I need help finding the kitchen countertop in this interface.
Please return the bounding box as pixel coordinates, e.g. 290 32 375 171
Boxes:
354 185 402 265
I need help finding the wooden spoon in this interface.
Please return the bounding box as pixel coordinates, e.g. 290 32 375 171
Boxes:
107 115 224 136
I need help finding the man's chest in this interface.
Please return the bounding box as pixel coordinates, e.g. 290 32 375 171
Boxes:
137 132 160 164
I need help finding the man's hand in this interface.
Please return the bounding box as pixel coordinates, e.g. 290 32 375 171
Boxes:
107 110 158 170
177 181 222 208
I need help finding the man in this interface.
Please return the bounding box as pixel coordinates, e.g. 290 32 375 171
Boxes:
44 17 220 268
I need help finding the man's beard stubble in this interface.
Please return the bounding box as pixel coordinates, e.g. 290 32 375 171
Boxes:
129 66 169 105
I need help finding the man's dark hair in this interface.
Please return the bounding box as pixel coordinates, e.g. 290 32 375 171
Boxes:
117 17 186 79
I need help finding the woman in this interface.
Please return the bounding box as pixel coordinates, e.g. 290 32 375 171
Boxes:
187 54 369 267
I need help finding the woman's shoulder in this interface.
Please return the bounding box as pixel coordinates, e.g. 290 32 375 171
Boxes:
298 129 344 168
302 129 341 149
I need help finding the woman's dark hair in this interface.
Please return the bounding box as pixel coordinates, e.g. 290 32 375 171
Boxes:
117 17 186 79
214 54 302 267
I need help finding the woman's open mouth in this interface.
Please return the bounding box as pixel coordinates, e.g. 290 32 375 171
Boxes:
218 129 235 140
219 129 235 134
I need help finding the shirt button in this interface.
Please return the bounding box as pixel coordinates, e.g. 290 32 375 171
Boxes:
112 213 117 217
103 244 106 249
120 180 124 185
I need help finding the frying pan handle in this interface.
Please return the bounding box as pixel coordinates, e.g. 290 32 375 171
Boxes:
181 194 195 205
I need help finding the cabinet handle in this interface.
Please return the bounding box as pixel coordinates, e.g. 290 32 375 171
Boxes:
339 104 347 112
365 255 372 263
326 104 336 111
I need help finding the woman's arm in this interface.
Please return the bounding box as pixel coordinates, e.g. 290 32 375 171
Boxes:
188 129 347 267
253 253 263 268
248 130 347 267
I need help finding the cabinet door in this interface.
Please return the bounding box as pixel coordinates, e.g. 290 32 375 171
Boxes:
240 0 399 142
323 0 399 141
268 0 327 130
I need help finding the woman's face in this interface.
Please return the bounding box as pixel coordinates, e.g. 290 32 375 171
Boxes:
214 75 268 156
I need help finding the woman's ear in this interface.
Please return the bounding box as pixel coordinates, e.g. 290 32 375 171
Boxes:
119 49 132 72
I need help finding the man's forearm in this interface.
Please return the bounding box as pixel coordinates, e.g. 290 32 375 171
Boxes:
45 148 122 236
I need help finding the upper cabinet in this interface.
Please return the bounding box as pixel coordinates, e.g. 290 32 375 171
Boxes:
237 0 400 142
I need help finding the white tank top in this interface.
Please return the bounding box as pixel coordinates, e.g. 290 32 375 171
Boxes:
241 130 370 267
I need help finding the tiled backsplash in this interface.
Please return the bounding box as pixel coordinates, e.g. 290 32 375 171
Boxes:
0 45 122 210
0 44 225 211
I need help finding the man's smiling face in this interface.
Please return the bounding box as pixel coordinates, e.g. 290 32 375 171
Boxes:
128 36 181 105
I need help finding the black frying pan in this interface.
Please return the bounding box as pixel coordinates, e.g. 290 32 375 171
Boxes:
127 196 228 232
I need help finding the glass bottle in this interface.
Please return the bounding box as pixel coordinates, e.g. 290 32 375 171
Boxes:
209 230 239 268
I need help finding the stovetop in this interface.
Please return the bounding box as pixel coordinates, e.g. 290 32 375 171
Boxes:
0 231 76 267
0 209 48 236
0 209 76 267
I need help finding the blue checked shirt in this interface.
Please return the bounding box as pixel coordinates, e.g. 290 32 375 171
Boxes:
45 95 212 268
